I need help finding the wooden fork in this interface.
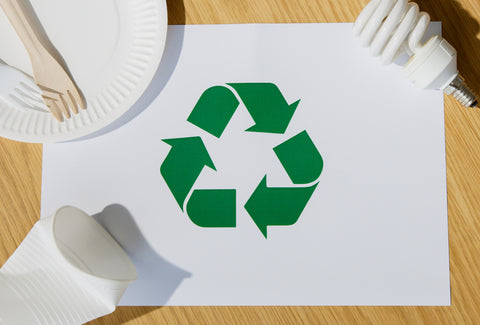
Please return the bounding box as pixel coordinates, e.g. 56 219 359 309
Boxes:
0 0 86 121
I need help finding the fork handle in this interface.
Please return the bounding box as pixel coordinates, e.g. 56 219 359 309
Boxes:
0 0 48 60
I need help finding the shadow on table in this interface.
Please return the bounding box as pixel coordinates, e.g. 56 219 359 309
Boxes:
85 2 187 324
75 0 187 141
416 0 480 97
91 306 162 325
92 204 191 316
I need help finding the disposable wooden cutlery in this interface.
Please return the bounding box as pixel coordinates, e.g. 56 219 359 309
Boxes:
0 0 86 121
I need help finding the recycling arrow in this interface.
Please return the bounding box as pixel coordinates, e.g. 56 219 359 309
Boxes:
187 86 239 138
160 82 324 238
229 83 299 134
160 137 216 210
188 83 299 137
274 131 323 184
187 189 236 227
244 176 318 238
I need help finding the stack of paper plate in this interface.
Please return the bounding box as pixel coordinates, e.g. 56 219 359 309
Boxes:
0 0 167 142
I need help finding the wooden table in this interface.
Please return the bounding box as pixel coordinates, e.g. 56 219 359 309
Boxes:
1 0 479 324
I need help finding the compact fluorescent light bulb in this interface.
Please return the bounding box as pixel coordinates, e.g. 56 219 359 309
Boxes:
354 0 478 108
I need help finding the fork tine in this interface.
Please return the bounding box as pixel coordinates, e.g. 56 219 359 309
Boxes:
44 97 64 122
9 93 34 110
69 87 86 110
42 90 71 119
64 91 78 114
9 93 49 113
14 87 44 104
19 81 43 96
58 94 71 119
12 89 48 112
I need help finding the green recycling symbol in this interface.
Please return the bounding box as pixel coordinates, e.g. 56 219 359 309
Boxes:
160 83 323 238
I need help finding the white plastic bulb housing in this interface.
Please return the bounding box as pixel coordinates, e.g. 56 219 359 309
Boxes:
354 0 478 108
403 36 457 90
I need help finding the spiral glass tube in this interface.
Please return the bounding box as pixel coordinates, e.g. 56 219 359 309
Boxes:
354 0 477 108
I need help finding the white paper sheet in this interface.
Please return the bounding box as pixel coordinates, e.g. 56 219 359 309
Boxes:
41 23 450 306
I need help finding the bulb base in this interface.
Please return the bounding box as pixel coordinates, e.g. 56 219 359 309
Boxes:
444 75 478 108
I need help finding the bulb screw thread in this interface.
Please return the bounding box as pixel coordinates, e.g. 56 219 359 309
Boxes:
444 75 478 108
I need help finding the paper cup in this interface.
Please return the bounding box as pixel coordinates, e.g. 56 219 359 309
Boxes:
0 206 137 325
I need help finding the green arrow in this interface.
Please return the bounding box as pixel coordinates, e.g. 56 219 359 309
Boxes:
228 83 299 134
244 176 318 238
187 86 239 138
160 137 216 210
274 131 324 184
186 189 236 227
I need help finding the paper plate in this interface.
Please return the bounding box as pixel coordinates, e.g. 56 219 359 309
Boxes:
0 0 167 143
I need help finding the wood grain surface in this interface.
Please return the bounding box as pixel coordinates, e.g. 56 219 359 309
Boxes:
1 0 479 324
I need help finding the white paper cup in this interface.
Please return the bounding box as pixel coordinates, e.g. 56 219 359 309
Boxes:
0 206 137 325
